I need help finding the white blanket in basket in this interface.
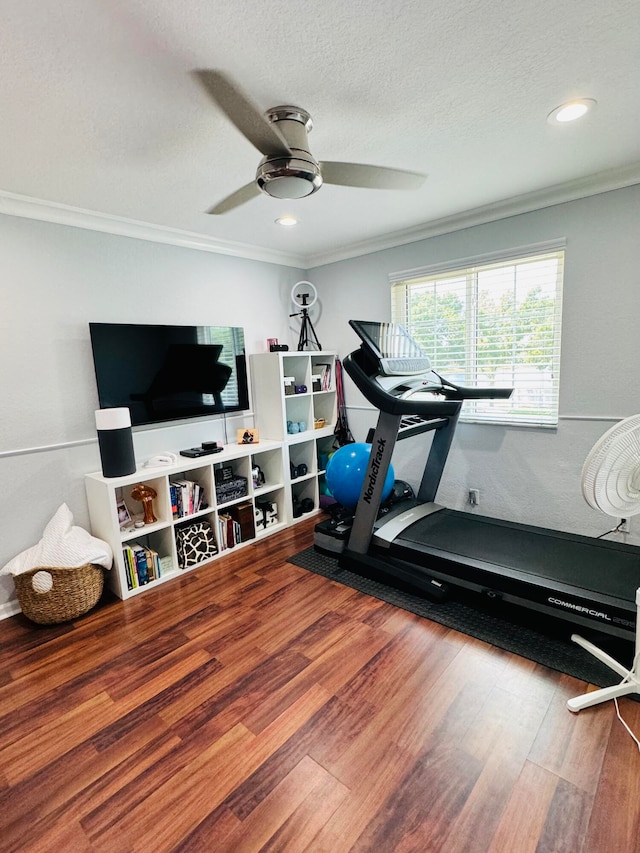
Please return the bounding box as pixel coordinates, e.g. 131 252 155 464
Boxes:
1 504 112 576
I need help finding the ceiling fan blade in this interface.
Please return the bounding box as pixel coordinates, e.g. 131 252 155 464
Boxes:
193 69 292 159
207 182 261 215
320 161 426 191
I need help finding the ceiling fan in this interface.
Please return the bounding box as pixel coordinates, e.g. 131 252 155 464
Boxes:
193 70 427 215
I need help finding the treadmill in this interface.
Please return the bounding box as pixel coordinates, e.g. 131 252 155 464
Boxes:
339 320 640 642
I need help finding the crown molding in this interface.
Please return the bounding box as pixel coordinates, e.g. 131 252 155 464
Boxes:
2 162 639 272
304 162 640 269
0 191 307 269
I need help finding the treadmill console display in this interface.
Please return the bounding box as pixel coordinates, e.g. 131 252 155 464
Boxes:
349 320 432 376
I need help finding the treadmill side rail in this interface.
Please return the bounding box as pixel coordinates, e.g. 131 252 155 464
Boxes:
373 502 445 547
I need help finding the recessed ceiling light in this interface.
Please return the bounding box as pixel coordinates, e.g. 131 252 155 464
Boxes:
547 98 597 124
275 216 299 228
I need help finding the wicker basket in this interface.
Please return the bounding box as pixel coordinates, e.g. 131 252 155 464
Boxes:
12 563 105 625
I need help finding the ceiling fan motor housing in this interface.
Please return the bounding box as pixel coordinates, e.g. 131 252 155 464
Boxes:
256 106 323 199
195 71 427 213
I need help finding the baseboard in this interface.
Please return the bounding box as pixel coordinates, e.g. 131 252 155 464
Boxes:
0 599 21 621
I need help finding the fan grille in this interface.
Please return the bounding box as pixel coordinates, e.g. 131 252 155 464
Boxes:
581 414 640 516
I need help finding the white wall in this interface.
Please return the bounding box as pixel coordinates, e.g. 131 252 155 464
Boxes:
0 213 305 615
307 185 640 542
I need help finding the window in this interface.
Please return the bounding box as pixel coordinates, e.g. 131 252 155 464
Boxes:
390 241 564 425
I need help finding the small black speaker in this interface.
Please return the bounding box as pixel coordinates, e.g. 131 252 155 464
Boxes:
95 408 136 478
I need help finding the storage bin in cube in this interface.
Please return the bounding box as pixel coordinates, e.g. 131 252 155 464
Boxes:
255 498 278 529
215 475 248 504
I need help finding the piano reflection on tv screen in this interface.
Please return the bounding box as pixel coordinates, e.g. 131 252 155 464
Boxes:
130 344 233 417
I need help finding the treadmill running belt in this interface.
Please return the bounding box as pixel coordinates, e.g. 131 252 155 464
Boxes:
395 509 640 603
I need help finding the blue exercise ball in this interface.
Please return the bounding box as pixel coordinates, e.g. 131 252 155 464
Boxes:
325 442 394 509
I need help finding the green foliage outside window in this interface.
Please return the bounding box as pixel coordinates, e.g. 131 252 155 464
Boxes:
391 247 564 425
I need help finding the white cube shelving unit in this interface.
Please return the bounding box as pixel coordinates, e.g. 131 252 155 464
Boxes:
250 351 337 523
85 439 286 599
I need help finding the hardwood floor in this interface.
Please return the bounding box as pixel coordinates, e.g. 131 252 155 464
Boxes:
1 516 639 852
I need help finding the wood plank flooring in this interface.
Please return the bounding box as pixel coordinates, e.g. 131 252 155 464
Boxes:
1 516 639 852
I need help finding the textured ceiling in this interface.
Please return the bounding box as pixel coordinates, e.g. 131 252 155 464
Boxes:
0 0 639 265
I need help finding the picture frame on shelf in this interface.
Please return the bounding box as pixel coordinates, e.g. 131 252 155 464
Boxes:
117 499 131 528
238 428 259 445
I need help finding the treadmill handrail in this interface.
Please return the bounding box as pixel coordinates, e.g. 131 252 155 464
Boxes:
435 375 513 401
344 347 512 417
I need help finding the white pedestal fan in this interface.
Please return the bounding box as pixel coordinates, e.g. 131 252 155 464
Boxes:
568 414 640 713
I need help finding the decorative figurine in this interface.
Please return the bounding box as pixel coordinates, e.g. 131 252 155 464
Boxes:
130 483 158 524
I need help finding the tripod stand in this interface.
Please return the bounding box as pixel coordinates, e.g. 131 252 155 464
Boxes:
291 307 322 351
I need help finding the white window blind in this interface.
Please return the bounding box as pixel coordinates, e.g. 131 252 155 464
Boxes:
390 242 565 425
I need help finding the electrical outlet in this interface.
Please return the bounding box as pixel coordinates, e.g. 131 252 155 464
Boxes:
468 488 480 506
619 518 630 533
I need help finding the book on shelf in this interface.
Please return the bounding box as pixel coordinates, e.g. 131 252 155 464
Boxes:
313 362 332 391
122 543 162 589
148 547 160 582
173 480 192 516
218 513 241 550
132 544 150 585
170 479 205 519
170 484 179 518
158 555 173 576
122 545 138 590
141 546 161 582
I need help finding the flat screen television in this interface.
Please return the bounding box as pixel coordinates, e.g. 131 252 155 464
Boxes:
89 323 250 427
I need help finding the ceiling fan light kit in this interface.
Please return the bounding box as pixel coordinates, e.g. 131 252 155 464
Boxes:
255 105 323 199
193 69 426 214
257 158 322 199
